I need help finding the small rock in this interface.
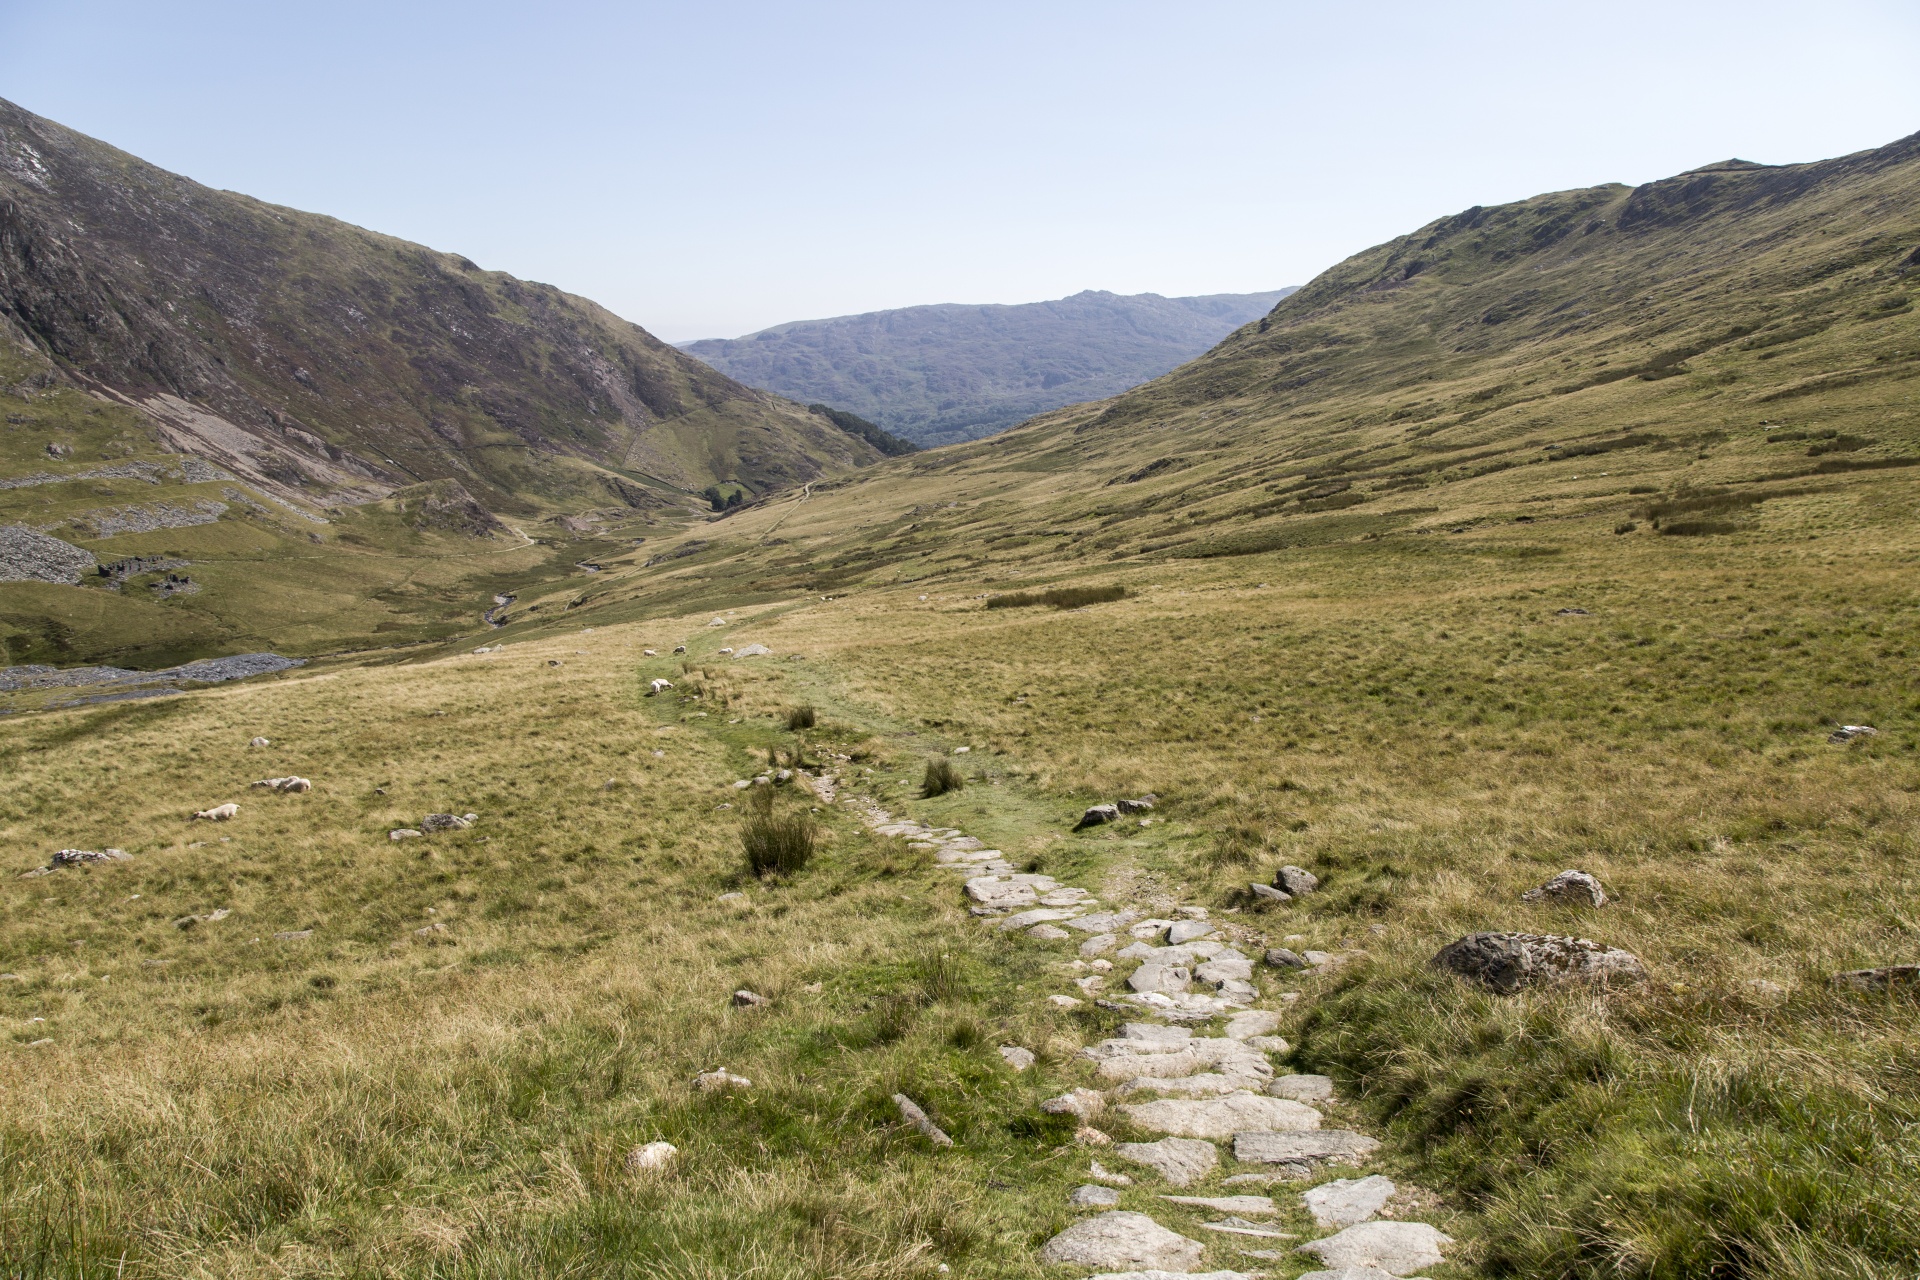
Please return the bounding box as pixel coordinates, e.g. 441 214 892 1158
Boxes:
1245 1036 1291 1054
1110 1136 1219 1186
1089 1160 1133 1186
731 989 770 1007
624 1141 677 1173
1037 1211 1204 1272
894 1093 953 1146
1432 932 1645 993
1830 724 1878 743
248 737 270 748
1070 1184 1123 1208
1081 934 1119 956
422 813 473 832
1198 1216 1292 1238
1049 995 1083 1009
1268 1074 1334 1103
1176 906 1208 920
1273 866 1319 896
1224 1010 1280 1040
1167 920 1214 945
1831 965 1920 991
1522 869 1608 907
1295 1221 1451 1276
1075 804 1121 831
1303 1175 1397 1228
736 643 772 657
1265 948 1306 969
999 1045 1036 1071
1076 1125 1113 1145
413 922 447 937
708 617 726 627
717 891 744 902
389 829 423 841
1115 796 1158 814
1249 883 1292 903
1030 924 1072 940
1043 1088 1107 1120
693 1069 751 1091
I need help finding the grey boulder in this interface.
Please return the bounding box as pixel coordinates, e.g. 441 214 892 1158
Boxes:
1265 947 1307 969
1249 883 1292 903
1075 804 1122 831
1273 866 1319 896
1522 869 1607 907
1432 932 1645 993
1296 1222 1451 1276
1037 1211 1203 1271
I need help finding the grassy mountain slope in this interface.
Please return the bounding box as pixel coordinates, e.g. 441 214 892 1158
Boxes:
681 287 1295 447
0 96 880 516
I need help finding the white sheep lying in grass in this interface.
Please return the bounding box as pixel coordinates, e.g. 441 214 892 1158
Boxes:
250 777 312 793
191 803 239 822
648 678 674 696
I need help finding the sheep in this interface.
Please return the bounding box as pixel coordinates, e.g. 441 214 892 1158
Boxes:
648 678 674 696
250 777 312 793
643 648 658 657
191 803 239 822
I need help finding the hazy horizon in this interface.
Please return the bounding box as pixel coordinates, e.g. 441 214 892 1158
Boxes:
3 0 1916 342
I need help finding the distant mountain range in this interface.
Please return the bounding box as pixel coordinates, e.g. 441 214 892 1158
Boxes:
679 287 1297 447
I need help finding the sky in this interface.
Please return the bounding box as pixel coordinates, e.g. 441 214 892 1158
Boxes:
3 1 1918 341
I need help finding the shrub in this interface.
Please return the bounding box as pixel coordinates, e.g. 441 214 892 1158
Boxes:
985 583 1126 610
1614 521 1638 535
741 788 816 878
922 758 964 797
786 706 817 730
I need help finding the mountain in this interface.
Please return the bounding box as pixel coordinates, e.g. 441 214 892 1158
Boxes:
563 129 1920 609
679 287 1296 447
0 97 880 518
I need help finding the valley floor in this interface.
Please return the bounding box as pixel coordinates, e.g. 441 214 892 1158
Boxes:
2 492 1918 1279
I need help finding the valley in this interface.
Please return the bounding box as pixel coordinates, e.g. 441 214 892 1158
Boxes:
1 94 1918 1280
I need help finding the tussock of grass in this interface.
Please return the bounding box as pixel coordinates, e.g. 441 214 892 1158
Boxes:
741 787 817 878
785 705 817 730
984 583 1125 610
920 758 964 797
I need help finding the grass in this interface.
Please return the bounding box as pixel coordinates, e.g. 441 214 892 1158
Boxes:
741 786 818 878
785 705 817 730
984 584 1126 610
921 758 965 798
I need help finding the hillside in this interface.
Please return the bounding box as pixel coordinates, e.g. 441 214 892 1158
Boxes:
680 287 1295 446
0 97 880 517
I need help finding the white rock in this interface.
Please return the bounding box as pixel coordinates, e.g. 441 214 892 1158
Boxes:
735 643 772 657
389 829 423 840
624 1141 677 1173
1070 1184 1123 1208
1160 1193 1277 1214
1303 1175 1397 1228
1130 918 1176 939
1110 1137 1219 1187
1119 1091 1321 1139
693 1069 751 1091
1037 1211 1204 1272
999 1045 1036 1071
708 617 726 627
1091 1050 1202 1082
1224 1010 1281 1040
1295 1222 1451 1276
1049 995 1083 1009
1122 1022 1191 1046
1030 924 1072 940
1269 1074 1335 1103
1089 1160 1133 1186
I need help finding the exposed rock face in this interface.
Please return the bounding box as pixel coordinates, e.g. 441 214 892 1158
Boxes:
1037 1212 1204 1271
0 525 94 583
1431 932 1645 993
1522 869 1608 907
393 479 506 537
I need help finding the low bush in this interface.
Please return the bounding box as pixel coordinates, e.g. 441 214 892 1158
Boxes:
986 583 1126 610
922 758 964 797
786 705 817 730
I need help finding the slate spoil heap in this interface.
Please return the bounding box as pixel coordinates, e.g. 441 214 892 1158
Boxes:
832 781 1452 1279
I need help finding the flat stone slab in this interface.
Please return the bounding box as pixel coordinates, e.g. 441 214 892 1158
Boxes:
1122 1023 1191 1046
1296 1222 1451 1276
1223 1009 1281 1040
1119 1091 1320 1139
966 877 1037 908
1029 924 1072 940
1269 1074 1336 1103
1086 1273 1260 1280
1070 1184 1123 1208
1234 1129 1381 1166
1037 1211 1203 1272
1118 1072 1257 1097
1303 1175 1396 1228
1128 963 1191 995
1110 1137 1219 1187
1167 920 1215 944
1092 1049 1204 1081
1296 1269 1408 1280
1070 911 1138 933
999 908 1079 930
1160 1194 1277 1215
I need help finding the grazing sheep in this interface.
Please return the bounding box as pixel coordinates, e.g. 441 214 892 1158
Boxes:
643 648 658 657
648 678 674 696
248 737 270 748
250 777 312 793
191 803 239 822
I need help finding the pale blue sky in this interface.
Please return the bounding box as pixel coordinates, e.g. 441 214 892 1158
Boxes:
3 1 1917 340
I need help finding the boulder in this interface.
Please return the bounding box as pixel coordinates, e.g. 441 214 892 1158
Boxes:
1110 1137 1219 1187
1117 1091 1321 1139
1128 964 1191 995
1831 724 1878 743
1167 920 1214 945
1274 866 1319 896
894 1094 953 1146
1070 1184 1123 1208
422 813 474 832
1302 1175 1395 1228
694 1069 751 1091
1265 947 1306 969
1832 965 1920 991
1115 796 1158 814
1249 883 1291 903
1037 1212 1204 1272
1432 932 1645 993
999 1045 1036 1071
1076 804 1121 831
1234 1129 1380 1166
1522 870 1607 907
1295 1222 1451 1276
735 643 772 657
1268 1075 1334 1103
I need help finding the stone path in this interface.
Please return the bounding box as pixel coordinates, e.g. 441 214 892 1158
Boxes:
801 766 1454 1279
